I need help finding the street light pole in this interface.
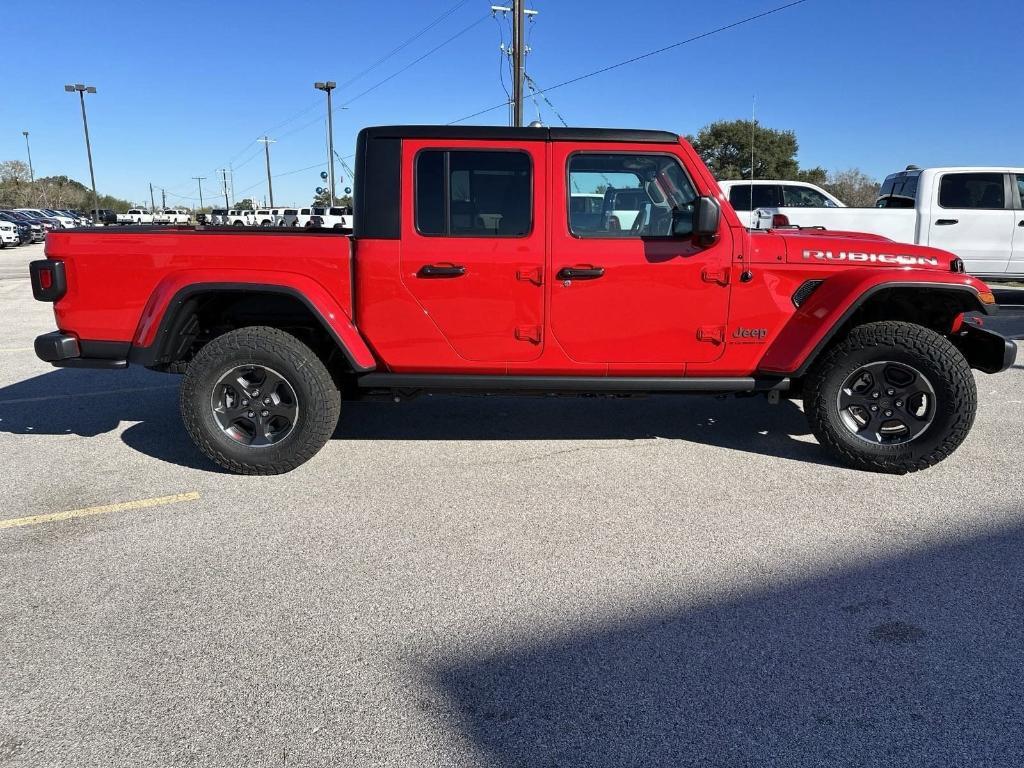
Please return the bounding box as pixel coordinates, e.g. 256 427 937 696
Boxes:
314 81 337 205
64 84 99 214
257 137 276 207
22 131 34 182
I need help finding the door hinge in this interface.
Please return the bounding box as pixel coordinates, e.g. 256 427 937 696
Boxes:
515 325 542 344
701 267 731 286
516 266 543 285
697 325 726 344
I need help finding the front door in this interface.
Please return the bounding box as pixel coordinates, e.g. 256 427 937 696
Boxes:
550 146 732 365
927 171 1014 275
400 140 546 362
1011 173 1024 276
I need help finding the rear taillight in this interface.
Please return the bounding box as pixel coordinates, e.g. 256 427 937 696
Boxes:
30 260 67 302
771 213 790 228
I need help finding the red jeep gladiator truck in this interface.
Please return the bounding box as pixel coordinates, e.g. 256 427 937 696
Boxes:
29 125 1017 475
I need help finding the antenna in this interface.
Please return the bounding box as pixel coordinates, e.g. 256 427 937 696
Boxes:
750 94 756 216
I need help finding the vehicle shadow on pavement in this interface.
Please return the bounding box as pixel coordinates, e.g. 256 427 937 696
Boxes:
0 368 834 469
338 394 834 467
427 520 1024 767
0 367 217 471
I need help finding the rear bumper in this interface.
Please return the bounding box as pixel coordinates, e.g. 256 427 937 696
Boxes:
34 332 129 369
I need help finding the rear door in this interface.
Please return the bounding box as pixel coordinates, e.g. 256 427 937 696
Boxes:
399 139 545 362
927 171 1014 274
550 145 732 366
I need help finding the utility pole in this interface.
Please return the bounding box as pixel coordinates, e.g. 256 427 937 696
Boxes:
492 4 537 126
161 188 166 210
149 182 156 214
192 176 206 210
22 131 34 182
64 83 99 213
314 81 337 205
258 137 276 207
512 0 525 127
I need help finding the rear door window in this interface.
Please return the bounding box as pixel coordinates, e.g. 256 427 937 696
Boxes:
1014 175 1024 208
939 173 1005 209
782 185 834 207
415 149 532 237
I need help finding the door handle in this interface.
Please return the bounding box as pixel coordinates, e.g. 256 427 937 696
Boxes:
418 263 466 278
935 219 959 226
556 266 605 280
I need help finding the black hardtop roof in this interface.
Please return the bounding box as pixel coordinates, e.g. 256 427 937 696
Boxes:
358 125 680 144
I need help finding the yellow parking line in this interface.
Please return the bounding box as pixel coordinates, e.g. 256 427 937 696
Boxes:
0 492 200 530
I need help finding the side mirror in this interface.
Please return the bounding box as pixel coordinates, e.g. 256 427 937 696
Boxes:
693 195 720 245
672 196 719 243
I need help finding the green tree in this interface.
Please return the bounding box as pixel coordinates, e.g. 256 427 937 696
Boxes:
687 120 825 183
312 190 353 207
235 198 254 210
824 168 881 207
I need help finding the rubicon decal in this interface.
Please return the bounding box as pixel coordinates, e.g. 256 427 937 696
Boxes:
802 250 940 267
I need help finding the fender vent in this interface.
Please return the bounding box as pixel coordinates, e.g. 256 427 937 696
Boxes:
792 279 824 308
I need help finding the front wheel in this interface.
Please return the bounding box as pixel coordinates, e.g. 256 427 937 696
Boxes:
180 327 341 474
804 321 976 474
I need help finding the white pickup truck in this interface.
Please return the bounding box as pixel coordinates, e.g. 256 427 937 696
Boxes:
117 208 154 225
722 169 1024 279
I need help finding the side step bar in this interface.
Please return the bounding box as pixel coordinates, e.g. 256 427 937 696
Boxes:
356 373 790 394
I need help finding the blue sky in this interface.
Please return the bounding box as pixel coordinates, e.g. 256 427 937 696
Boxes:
2 0 1019 207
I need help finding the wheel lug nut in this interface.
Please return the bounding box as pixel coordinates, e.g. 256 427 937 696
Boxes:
247 411 255 418
886 389 895 396
241 399 249 406
872 392 880 399
870 405 879 412
263 397 271 405
252 389 260 397
884 410 893 417
261 409 269 417
895 400 903 407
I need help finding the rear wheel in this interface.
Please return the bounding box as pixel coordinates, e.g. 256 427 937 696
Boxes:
804 321 976 473
180 326 340 474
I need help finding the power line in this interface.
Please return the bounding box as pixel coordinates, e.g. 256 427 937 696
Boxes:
338 0 472 90
450 0 812 124
341 13 491 108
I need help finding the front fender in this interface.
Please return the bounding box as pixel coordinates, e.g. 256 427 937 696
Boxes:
757 269 995 376
131 270 376 371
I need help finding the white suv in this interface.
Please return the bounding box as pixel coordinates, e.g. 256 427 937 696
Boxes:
0 221 19 247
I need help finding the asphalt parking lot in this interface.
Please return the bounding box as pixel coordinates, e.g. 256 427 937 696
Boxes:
1 242 1023 767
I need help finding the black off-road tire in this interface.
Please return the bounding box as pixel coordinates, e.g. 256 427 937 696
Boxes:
180 326 340 475
804 321 976 474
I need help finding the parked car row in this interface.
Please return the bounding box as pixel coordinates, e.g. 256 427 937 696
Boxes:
202 206 353 229
0 209 70 246
116 208 192 225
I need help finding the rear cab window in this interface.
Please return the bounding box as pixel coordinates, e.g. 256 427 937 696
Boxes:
782 185 835 207
876 171 920 208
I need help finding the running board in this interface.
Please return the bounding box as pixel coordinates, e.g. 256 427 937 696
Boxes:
355 373 789 393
